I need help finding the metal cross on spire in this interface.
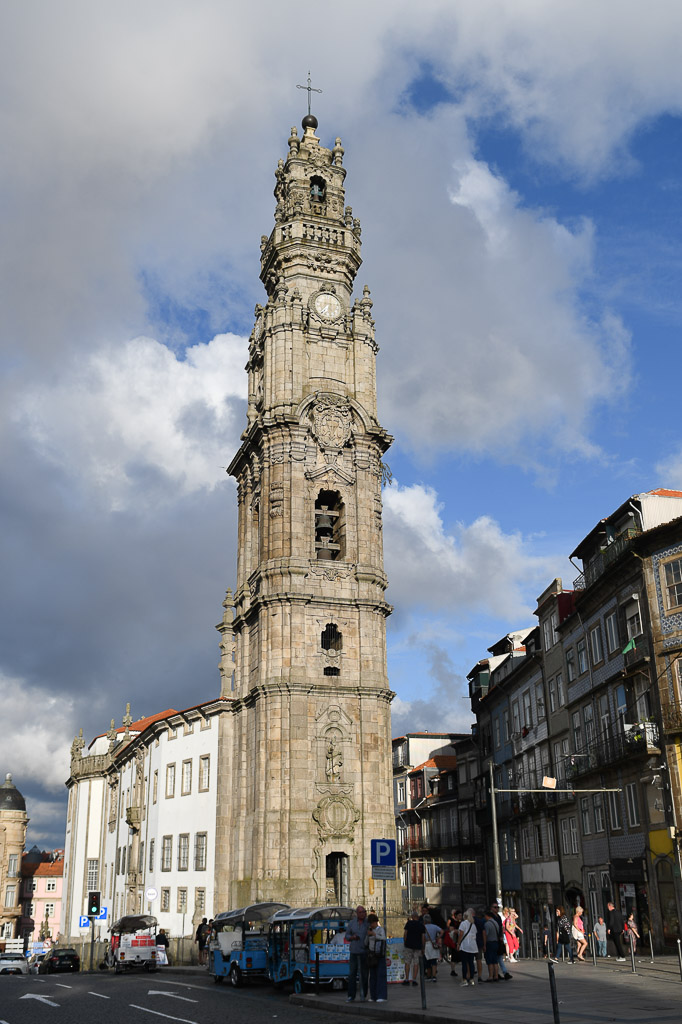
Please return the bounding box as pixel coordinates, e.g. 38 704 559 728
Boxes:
297 71 322 116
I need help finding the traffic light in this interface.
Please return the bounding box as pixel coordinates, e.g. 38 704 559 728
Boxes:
88 890 101 917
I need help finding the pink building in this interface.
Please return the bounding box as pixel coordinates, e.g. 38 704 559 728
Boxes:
20 848 64 945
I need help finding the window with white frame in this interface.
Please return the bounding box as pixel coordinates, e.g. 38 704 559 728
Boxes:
556 673 565 706
181 759 192 796
161 836 172 871
548 820 556 857
166 763 176 798
503 710 510 741
512 700 521 734
4 885 16 908
536 682 545 720
199 755 210 791
194 833 207 871
572 711 583 752
501 832 509 862
543 618 553 651
584 704 595 746
7 854 18 877
178 834 189 871
608 791 622 830
521 827 531 860
605 611 618 654
522 690 532 728
548 677 556 714
626 605 642 640
566 649 576 682
581 797 591 835
577 638 588 675
590 626 603 665
46 880 56 892
663 557 682 611
625 783 640 826
87 858 99 890
45 902 55 917
561 818 571 855
195 888 206 913
569 816 579 854
161 888 170 912
425 860 434 884
397 780 406 805
534 825 543 859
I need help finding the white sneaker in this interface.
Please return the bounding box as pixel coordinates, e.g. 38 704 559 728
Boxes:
460 980 469 987
616 957 626 962
469 979 476 986
376 998 386 1002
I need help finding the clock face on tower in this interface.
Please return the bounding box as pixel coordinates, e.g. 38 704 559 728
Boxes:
314 292 341 321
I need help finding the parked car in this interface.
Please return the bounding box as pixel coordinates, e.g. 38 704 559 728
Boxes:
40 949 81 974
0 952 28 975
27 952 49 974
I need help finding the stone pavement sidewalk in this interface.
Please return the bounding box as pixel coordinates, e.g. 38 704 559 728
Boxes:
290 956 682 1024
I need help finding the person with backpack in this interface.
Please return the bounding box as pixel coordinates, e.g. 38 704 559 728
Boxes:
195 917 209 965
366 913 387 1002
553 906 574 963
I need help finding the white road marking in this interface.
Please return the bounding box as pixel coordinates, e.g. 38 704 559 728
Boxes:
20 993 60 1006
147 980 208 992
89 991 111 998
129 1005 198 1024
147 990 198 1003
55 983 72 988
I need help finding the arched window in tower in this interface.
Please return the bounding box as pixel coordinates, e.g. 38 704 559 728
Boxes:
321 623 342 677
310 176 326 203
314 490 345 560
321 623 342 651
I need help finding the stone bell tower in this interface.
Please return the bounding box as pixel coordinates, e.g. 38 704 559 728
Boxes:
215 111 397 910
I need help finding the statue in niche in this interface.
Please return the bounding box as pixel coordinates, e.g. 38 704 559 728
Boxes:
325 739 343 782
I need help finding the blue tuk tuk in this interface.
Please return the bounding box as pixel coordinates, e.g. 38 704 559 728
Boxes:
210 902 289 986
267 906 353 992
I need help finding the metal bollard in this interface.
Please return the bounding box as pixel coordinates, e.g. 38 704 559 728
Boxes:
677 939 682 982
419 954 427 1010
590 931 596 967
629 935 636 974
648 929 655 963
547 961 561 1024
315 950 320 994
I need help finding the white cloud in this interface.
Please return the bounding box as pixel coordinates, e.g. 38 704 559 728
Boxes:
16 333 247 508
0 673 76 793
656 447 682 489
384 482 556 620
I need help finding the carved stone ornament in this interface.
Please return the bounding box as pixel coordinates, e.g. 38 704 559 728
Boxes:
269 484 284 518
309 560 356 582
311 394 352 449
312 793 360 839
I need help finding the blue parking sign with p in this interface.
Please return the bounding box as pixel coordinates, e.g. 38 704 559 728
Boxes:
371 838 396 866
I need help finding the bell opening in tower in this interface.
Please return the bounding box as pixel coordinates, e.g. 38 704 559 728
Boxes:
314 490 345 560
326 852 349 905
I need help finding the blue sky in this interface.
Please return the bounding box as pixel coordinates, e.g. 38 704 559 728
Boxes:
2 0 682 848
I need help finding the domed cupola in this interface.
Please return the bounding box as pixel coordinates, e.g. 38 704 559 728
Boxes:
0 773 26 812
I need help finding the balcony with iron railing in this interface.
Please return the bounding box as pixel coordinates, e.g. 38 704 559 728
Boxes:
565 722 659 781
573 527 641 591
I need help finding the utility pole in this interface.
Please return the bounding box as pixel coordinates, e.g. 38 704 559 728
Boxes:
489 761 503 906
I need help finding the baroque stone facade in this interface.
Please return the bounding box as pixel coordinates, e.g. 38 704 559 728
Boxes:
216 115 398 910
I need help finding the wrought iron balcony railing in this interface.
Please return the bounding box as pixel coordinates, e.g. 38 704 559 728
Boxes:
565 722 659 780
573 528 641 591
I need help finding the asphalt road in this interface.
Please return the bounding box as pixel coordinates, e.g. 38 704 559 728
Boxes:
0 971 373 1024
